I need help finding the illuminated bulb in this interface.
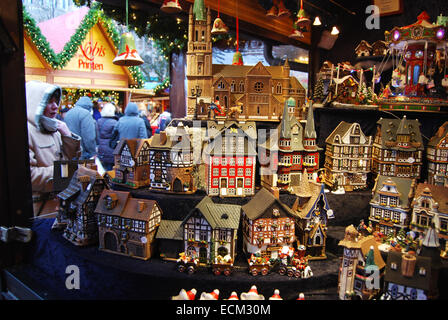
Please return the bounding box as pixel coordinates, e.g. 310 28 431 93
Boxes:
313 16 321 26
331 26 339 35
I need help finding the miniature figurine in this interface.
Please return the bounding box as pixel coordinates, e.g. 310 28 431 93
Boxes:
269 289 283 300
200 289 220 300
240 285 265 300
297 293 305 300
227 292 239 300
172 288 197 300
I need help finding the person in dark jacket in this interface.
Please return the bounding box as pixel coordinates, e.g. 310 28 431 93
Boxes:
139 109 153 138
64 96 97 159
96 103 118 171
92 99 102 121
112 102 148 141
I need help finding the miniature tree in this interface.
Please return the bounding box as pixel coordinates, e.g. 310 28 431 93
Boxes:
396 227 407 247
313 78 325 103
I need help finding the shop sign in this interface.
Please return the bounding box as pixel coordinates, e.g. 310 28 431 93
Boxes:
78 41 106 71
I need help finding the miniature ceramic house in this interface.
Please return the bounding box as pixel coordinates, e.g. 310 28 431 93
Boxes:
156 196 241 264
291 174 334 260
203 121 257 197
53 159 95 193
112 138 152 188
149 123 196 193
411 183 448 247
185 0 306 121
322 121 372 191
259 102 321 193
371 40 388 56
372 116 424 179
368 175 416 236
427 121 448 186
57 166 107 246
355 40 372 57
381 226 443 300
241 188 298 260
332 75 359 104
338 225 385 300
95 190 162 260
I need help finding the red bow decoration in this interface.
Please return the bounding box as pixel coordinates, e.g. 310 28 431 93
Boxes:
119 45 137 59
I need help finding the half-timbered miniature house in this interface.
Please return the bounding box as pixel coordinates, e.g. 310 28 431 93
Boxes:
203 121 257 197
149 123 196 193
372 116 424 179
95 190 162 260
381 226 442 300
355 40 372 57
368 175 416 236
156 196 241 264
112 138 152 189
372 40 388 56
427 121 448 186
338 225 385 300
411 183 448 249
323 121 372 191
57 166 107 246
53 159 95 193
241 188 298 259
259 102 321 193
291 173 334 260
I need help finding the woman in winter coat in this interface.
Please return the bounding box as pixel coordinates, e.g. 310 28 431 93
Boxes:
112 102 148 141
96 103 118 171
26 81 80 217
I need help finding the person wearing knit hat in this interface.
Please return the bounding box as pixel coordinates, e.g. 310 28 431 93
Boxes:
64 96 97 160
96 103 119 171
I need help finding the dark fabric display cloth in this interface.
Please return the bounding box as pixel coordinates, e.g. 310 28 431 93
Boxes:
26 188 375 300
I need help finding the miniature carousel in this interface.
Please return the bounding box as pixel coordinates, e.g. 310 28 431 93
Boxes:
378 12 448 112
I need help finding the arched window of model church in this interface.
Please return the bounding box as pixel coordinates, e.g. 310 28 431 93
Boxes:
276 83 282 94
239 81 244 92
254 82 264 93
201 30 205 42
218 81 225 89
231 81 235 92
224 96 228 107
195 30 198 41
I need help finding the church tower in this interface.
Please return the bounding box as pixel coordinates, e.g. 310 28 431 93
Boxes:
186 0 213 119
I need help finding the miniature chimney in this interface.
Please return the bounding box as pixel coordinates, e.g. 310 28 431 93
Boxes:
160 131 167 145
137 201 145 213
401 253 417 277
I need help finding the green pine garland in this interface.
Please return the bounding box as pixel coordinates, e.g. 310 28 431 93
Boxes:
23 2 145 88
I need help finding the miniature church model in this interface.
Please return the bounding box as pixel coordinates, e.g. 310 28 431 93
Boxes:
185 0 306 121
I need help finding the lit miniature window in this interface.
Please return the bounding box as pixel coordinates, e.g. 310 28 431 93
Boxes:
415 51 424 59
419 267 426 276
391 262 397 270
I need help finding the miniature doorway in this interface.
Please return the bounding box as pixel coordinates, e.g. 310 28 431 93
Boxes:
236 178 243 196
217 246 228 257
220 178 227 196
104 232 117 252
173 178 182 193
199 247 208 264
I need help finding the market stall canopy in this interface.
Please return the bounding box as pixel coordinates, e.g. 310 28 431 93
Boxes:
23 5 146 90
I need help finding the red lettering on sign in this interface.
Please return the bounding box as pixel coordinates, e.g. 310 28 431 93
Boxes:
79 41 106 61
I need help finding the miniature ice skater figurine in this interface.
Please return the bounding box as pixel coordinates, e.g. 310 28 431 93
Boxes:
297 293 305 300
227 292 239 300
269 289 283 300
240 285 265 300
172 288 197 300
200 289 220 300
